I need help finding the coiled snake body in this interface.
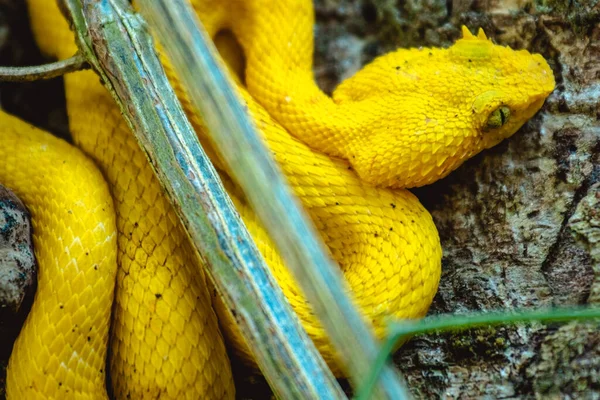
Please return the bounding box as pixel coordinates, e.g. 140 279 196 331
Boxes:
0 0 554 398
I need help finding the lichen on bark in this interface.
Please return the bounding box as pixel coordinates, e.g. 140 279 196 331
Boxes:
0 186 35 317
0 185 36 399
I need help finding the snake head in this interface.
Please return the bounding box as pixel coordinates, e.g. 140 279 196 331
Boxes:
333 26 555 189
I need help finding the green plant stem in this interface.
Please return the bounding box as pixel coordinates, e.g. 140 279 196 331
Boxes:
355 307 600 400
0 53 88 82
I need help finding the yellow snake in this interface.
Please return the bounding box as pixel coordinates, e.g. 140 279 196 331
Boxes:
0 0 554 398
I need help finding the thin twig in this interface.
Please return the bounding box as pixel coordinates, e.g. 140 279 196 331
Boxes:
136 1 412 399
0 53 87 82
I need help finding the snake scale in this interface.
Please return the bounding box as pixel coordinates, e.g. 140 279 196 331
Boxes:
0 0 554 398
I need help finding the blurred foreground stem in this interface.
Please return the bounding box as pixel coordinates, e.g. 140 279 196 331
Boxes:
137 1 412 399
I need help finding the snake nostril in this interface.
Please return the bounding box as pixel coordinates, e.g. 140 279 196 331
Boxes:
361 3 378 24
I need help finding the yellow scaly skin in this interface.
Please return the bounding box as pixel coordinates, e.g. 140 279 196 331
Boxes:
15 1 236 399
0 112 117 399
165 0 555 371
0 0 555 398
188 1 555 189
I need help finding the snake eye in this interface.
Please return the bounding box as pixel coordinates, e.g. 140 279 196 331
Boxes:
485 106 511 129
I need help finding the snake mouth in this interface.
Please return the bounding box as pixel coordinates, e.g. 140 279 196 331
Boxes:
528 96 550 116
520 95 552 127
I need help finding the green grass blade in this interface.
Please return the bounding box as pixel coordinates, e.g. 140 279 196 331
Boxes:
355 307 600 400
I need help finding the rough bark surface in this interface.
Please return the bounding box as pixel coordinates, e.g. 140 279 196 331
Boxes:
0 185 35 314
0 184 35 399
0 0 598 399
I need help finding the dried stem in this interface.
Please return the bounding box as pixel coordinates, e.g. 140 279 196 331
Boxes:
59 0 346 398
0 53 87 82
